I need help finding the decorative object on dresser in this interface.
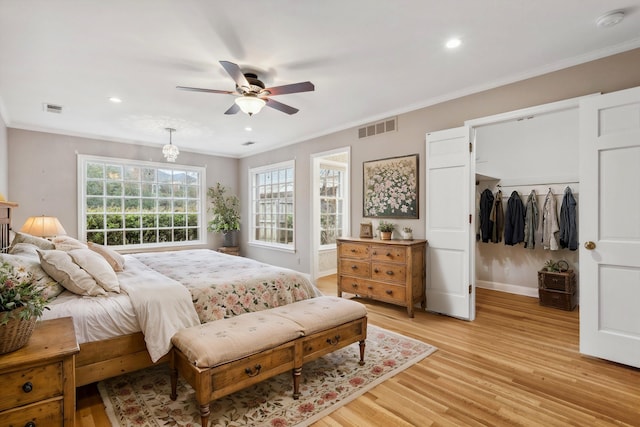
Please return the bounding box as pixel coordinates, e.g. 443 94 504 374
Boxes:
538 259 577 311
0 317 79 426
0 260 49 354
402 226 413 240
207 182 241 247
363 154 419 219
376 220 395 240
337 237 427 317
359 222 373 238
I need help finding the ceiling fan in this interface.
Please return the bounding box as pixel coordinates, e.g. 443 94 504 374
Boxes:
177 61 315 116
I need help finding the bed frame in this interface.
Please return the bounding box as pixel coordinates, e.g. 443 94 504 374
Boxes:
75 332 167 386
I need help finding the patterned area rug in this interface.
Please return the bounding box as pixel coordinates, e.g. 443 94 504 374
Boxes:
98 324 437 426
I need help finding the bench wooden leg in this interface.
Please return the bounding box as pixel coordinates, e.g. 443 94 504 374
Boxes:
359 339 366 366
170 362 178 400
292 366 302 399
200 403 210 427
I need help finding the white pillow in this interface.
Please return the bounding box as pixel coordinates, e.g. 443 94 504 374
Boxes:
8 242 40 259
37 250 106 297
0 253 63 300
52 235 87 251
87 242 125 272
68 248 120 293
9 232 55 250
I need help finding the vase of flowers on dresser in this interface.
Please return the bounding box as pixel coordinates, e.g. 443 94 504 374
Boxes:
0 261 48 354
377 221 395 240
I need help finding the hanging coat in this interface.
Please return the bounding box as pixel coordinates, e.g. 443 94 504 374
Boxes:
542 189 560 250
504 191 525 245
559 186 578 250
479 189 494 243
524 190 538 249
490 190 504 243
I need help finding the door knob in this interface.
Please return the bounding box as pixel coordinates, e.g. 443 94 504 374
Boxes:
584 241 596 250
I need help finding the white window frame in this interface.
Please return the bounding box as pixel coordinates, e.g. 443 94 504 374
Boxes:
248 160 296 252
77 154 207 250
318 159 348 250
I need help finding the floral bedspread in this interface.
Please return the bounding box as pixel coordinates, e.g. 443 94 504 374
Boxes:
129 249 321 323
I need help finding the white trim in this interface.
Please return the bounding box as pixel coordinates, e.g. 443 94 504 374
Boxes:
476 280 539 298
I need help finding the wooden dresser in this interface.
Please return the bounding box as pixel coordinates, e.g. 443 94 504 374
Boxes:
337 237 427 317
0 317 79 426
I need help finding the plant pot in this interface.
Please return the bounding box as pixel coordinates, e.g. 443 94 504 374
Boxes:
403 232 413 240
380 231 392 240
222 230 239 247
0 308 37 354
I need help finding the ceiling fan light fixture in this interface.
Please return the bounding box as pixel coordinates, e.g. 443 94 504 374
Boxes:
162 127 179 162
235 96 266 116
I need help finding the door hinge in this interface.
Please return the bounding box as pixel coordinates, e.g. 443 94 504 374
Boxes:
469 214 472 224
469 142 472 153
469 284 472 294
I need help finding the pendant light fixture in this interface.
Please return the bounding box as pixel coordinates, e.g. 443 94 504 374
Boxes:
162 127 179 162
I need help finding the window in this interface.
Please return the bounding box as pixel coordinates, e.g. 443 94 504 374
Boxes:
319 161 346 247
78 155 206 249
249 160 295 250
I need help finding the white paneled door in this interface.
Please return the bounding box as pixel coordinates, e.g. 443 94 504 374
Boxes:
579 86 640 368
425 127 475 320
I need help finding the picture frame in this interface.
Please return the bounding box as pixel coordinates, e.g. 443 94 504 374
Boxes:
363 154 419 218
359 223 373 238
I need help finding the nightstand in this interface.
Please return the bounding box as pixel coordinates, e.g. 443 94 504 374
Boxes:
0 317 79 426
217 246 240 256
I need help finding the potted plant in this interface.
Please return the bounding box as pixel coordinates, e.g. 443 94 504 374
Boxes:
402 226 413 240
207 183 241 247
0 261 48 354
377 221 395 240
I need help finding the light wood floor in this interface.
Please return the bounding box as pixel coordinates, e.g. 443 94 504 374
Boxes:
76 276 640 426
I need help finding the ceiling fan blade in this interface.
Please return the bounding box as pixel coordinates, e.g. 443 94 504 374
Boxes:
263 81 315 96
265 98 299 115
219 60 250 89
176 86 234 94
224 103 240 115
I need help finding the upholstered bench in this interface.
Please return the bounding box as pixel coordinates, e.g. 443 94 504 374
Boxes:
170 296 367 427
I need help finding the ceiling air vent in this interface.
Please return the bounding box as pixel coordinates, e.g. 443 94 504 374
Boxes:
358 117 397 139
43 103 63 114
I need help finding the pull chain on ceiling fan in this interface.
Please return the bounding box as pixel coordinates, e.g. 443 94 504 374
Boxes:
177 61 315 116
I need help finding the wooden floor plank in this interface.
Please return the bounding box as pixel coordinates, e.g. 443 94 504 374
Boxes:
76 276 640 426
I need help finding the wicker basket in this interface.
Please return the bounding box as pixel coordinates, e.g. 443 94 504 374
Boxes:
0 308 37 354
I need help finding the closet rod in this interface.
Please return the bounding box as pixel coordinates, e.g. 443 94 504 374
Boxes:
496 180 578 188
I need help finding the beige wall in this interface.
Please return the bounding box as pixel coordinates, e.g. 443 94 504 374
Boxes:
7 129 239 249
239 48 640 274
0 114 7 198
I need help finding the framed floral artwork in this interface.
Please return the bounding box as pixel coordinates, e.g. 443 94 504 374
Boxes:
363 154 418 218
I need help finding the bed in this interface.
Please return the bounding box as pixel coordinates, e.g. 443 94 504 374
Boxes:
2 234 320 387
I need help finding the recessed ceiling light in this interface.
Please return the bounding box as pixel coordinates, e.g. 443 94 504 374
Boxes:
109 97 122 103
245 126 252 132
596 10 625 28
446 38 461 49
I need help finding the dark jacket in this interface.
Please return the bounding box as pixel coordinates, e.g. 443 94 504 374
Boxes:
479 189 494 243
505 191 525 245
559 187 578 250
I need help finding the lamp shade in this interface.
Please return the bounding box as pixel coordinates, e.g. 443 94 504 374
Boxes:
20 216 67 237
235 96 266 116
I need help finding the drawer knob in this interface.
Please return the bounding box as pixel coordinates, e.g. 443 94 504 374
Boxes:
351 265 358 270
386 270 394 275
385 290 393 295
25 422 36 427
374 268 379 273
22 382 33 393
386 252 391 257
367 286 373 290
372 251 377 255
244 364 262 377
326 335 341 346
352 283 358 288
350 248 356 253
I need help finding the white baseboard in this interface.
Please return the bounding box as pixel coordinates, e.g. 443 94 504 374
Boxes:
476 280 538 298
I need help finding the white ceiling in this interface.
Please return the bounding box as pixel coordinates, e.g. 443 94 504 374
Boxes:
1 1 640 158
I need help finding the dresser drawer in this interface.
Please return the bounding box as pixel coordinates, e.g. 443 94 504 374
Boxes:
365 281 406 303
371 246 406 263
1 398 63 426
339 259 370 278
0 362 63 411
371 263 406 283
301 319 366 363
338 242 370 259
